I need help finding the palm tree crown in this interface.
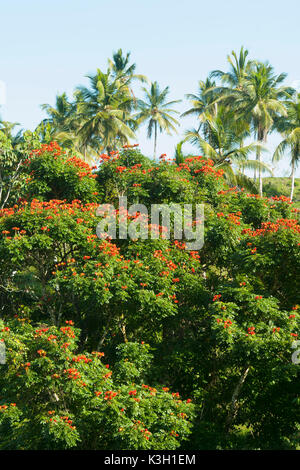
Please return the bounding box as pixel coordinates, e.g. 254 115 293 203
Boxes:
210 46 255 89
273 92 300 200
75 68 136 154
181 78 217 141
135 81 181 160
184 104 271 190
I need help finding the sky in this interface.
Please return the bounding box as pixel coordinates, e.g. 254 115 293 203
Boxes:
0 0 299 176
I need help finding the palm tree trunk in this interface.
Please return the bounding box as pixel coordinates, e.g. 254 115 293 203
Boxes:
240 139 245 175
153 121 157 161
256 128 265 196
259 131 268 197
290 159 295 201
255 129 262 185
254 135 258 182
258 146 263 196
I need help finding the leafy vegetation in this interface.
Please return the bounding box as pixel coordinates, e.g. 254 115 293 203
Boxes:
0 48 299 450
264 177 300 208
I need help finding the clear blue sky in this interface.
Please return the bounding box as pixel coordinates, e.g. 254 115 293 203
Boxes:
1 0 299 175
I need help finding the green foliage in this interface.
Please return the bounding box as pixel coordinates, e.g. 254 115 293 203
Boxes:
23 142 99 203
0 320 194 450
0 131 40 209
0 52 300 450
264 177 300 206
135 81 181 159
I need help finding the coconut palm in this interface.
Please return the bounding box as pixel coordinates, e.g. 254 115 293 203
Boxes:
135 81 181 160
182 49 255 174
75 68 136 154
230 62 294 195
273 93 300 200
0 121 23 145
108 49 148 117
108 48 148 85
210 46 255 90
181 78 217 143
39 93 98 161
205 47 256 122
184 105 271 190
41 93 74 131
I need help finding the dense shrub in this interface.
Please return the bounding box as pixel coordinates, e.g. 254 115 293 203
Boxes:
0 142 299 449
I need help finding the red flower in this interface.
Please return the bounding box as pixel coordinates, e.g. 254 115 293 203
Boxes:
213 294 221 302
247 326 255 336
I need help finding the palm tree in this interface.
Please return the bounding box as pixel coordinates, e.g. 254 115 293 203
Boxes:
182 49 256 181
210 46 255 90
174 140 185 165
75 68 136 154
181 78 217 143
41 93 74 131
184 105 271 190
135 81 181 160
0 121 23 145
273 92 300 200
108 48 148 86
230 62 294 195
39 93 98 162
108 49 148 117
